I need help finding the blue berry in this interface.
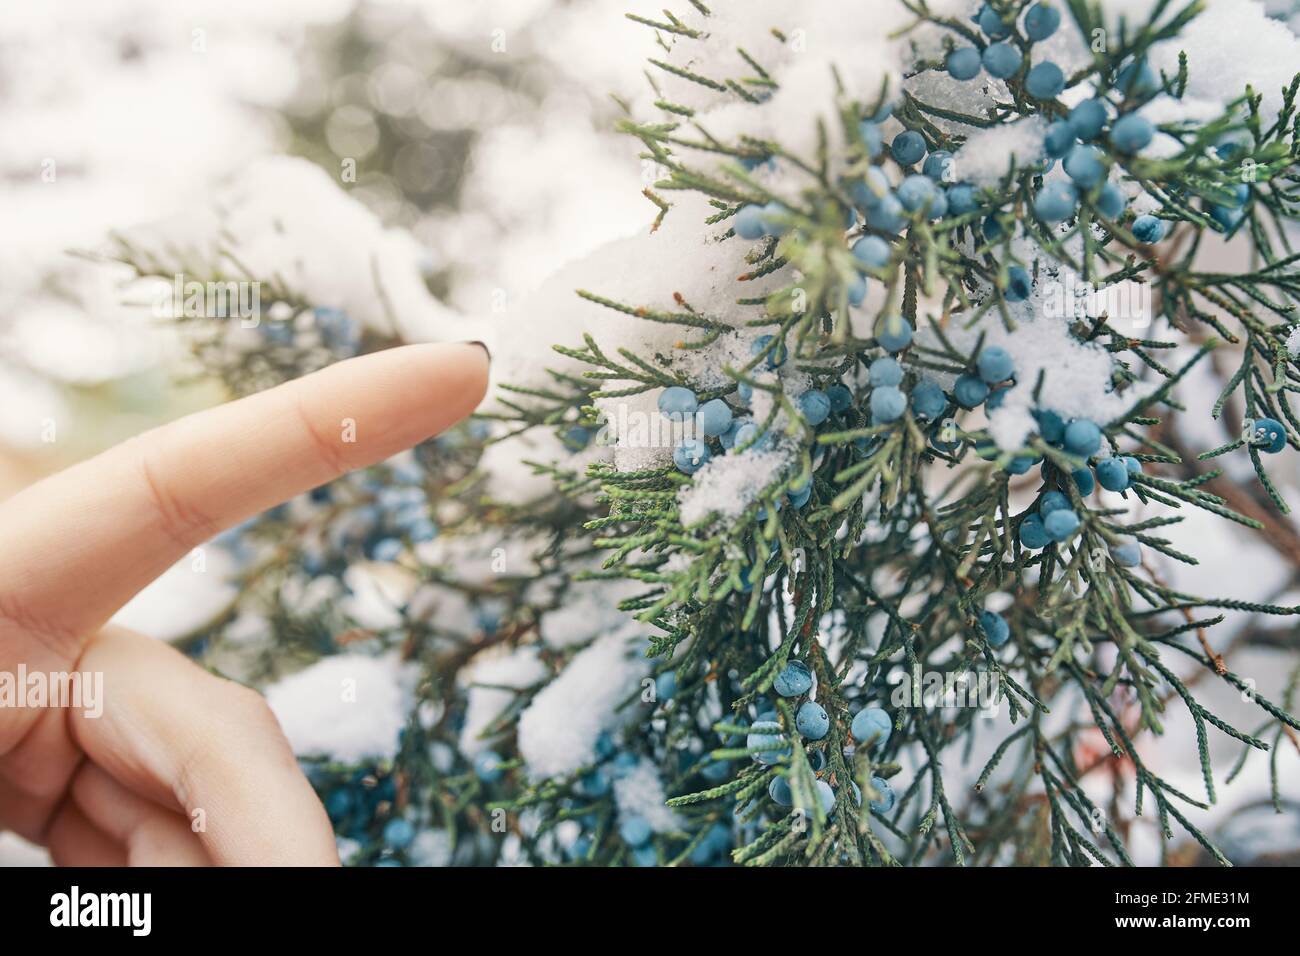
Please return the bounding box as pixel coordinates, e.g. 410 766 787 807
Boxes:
631 845 657 867
977 346 1015 383
1044 508 1081 542
474 750 505 782
751 333 788 368
982 215 1006 241
731 422 760 451
826 383 854 412
891 131 928 167
898 173 939 212
1111 540 1142 567
655 671 677 701
947 46 982 81
383 817 415 849
1125 455 1143 477
1045 121 1076 158
1064 145 1106 188
868 776 897 814
1019 513 1050 550
877 316 914 352
922 150 955 182
1005 266 1032 302
1110 113 1154 153
1072 466 1096 496
768 775 793 806
1132 214 1166 244
762 201 792 236
619 815 653 847
1116 58 1159 97
1024 3 1062 40
1095 456 1132 492
796 701 830 740
1025 62 1065 99
850 707 892 751
787 481 813 509
1209 203 1245 232
579 767 611 797
746 720 790 765
982 42 1023 79
979 609 1011 647
858 120 884 157
773 660 813 697
946 183 978 216
734 204 767 239
659 385 698 421
1034 408 1066 443
1068 99 1109 140
697 398 733 437
1248 417 1288 453
1039 490 1070 515
852 234 892 269
370 537 402 562
1035 181 1079 223
1063 419 1102 457
869 356 904 387
930 422 962 454
867 192 908 234
871 385 908 423
1097 182 1127 219
912 380 947 420
737 381 753 403
815 779 836 814
799 389 832 426
852 166 891 209
847 273 869 307
953 374 990 408
976 3 1011 37
674 438 711 474
719 419 744 451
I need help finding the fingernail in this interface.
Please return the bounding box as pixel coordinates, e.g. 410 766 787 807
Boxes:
463 340 492 363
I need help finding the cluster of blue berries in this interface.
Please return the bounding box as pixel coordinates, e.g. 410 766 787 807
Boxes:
319 764 402 846
753 661 899 817
310 467 439 564
260 305 362 357
553 730 735 866
946 4 1062 92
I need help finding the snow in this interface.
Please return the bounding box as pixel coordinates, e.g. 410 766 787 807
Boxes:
516 627 651 778
1147 0 1300 123
678 442 796 526
951 118 1048 187
539 578 645 648
265 653 415 762
1287 325 1300 358
110 545 239 641
458 645 548 756
119 157 476 342
613 758 680 833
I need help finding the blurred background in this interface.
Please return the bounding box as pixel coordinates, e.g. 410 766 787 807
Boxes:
1 0 1297 865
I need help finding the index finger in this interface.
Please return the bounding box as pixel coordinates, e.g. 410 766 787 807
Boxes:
0 341 488 652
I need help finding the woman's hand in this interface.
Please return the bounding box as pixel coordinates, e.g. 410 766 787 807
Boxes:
0 342 488 865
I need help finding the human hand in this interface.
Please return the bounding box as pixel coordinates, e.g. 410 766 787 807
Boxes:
0 342 488 865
